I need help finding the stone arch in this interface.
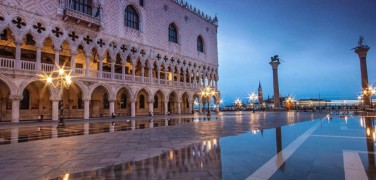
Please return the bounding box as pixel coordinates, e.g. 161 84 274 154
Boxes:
181 92 191 114
90 84 111 118
135 88 150 115
152 89 165 115
167 90 178 114
18 79 53 120
114 86 132 116
88 83 113 100
0 73 17 95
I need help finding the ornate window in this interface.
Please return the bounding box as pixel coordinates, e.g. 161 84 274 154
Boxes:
72 0 92 15
197 36 204 52
121 94 127 109
168 24 178 43
154 96 158 108
139 95 145 109
20 89 30 110
103 93 109 109
125 6 139 30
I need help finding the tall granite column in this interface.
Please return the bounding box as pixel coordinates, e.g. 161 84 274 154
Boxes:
270 60 281 108
354 41 370 106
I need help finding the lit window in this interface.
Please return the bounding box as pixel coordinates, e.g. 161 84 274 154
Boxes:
168 24 178 43
125 6 139 30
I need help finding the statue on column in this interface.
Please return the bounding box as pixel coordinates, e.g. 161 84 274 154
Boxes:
270 55 282 63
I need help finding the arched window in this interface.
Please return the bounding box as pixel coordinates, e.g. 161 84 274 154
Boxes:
139 95 145 108
121 94 127 109
197 36 204 52
72 0 92 15
20 89 30 109
154 96 159 108
125 6 139 30
168 24 178 43
103 93 109 109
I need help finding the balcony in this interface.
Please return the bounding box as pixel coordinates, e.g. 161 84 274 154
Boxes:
63 8 101 30
0 57 202 89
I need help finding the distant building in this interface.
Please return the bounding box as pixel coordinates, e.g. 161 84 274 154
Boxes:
258 81 263 103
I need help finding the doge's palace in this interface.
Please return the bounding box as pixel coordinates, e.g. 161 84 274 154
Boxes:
0 0 220 122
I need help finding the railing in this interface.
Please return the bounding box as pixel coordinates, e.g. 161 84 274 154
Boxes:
89 70 99 78
114 73 122 80
0 58 14 68
0 57 206 89
41 63 54 73
102 72 112 79
75 68 85 76
21 60 36 71
125 75 133 81
135 76 142 82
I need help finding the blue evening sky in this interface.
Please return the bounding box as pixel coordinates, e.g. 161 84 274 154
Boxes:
188 0 376 105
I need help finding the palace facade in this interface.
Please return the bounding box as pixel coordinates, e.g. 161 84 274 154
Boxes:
0 0 220 122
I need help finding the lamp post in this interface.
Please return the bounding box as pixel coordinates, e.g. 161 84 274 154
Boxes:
363 86 376 108
38 67 73 128
200 86 216 116
286 96 294 110
234 98 242 111
248 93 257 113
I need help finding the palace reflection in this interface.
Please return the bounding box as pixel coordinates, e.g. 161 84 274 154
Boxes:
56 138 222 180
364 117 376 174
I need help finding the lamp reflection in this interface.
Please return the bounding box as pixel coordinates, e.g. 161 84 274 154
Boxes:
365 117 375 170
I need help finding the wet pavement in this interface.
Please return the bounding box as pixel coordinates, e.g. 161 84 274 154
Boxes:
0 111 344 179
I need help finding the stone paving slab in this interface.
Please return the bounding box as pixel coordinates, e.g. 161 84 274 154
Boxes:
0 111 325 179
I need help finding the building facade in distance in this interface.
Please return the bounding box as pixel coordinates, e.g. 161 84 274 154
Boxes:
0 0 220 122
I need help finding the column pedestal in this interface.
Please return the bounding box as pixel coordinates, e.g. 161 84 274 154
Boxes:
131 100 136 117
51 99 60 121
10 95 22 123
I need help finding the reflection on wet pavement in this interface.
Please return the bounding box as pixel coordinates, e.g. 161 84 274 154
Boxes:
54 138 221 180
55 115 376 180
0 117 216 145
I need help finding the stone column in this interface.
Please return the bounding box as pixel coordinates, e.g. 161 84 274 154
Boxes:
131 100 136 117
15 42 21 69
355 45 371 105
84 122 89 135
36 46 42 71
98 55 104 78
164 101 169 115
177 101 181 114
9 95 22 123
70 51 76 74
84 99 90 119
11 127 18 144
157 67 161 84
270 61 281 108
85 54 91 77
54 49 60 69
148 101 154 115
188 102 193 114
122 61 126 80
111 62 115 79
215 102 220 112
131 119 136 130
165 70 168 81
132 63 136 81
148 65 153 84
51 99 60 121
109 100 115 115
141 65 145 82
199 100 202 113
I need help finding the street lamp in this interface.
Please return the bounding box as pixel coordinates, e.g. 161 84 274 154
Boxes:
38 66 73 128
248 93 257 112
362 86 376 108
234 98 242 111
200 86 216 116
286 96 294 110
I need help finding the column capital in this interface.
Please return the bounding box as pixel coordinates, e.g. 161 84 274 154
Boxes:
109 99 116 103
83 98 91 102
9 95 23 101
50 98 61 102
